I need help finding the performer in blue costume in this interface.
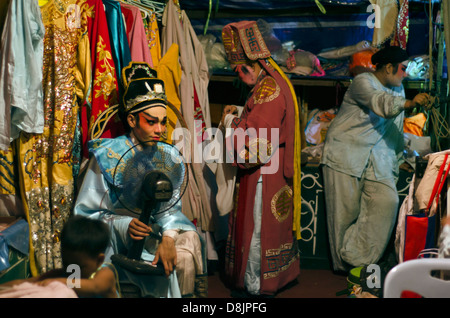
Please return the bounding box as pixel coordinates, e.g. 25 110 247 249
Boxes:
74 61 206 298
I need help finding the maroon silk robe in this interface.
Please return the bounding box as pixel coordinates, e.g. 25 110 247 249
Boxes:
225 62 300 295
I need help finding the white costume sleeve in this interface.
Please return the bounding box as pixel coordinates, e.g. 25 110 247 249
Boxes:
348 73 406 118
74 158 133 258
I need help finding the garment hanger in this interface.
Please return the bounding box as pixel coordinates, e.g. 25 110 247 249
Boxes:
138 0 166 18
118 0 166 21
120 0 153 19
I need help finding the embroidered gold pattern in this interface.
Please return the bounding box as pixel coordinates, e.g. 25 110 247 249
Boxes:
104 139 136 178
263 242 299 280
238 137 272 168
238 26 269 60
0 148 16 195
92 35 117 104
222 28 246 65
253 77 280 105
271 185 292 222
40 0 67 24
27 184 72 273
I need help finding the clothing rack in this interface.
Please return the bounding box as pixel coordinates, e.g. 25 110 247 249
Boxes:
120 0 167 20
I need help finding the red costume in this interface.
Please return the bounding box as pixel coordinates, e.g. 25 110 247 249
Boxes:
222 21 300 295
84 0 124 157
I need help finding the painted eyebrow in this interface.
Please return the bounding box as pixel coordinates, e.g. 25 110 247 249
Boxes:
140 112 167 122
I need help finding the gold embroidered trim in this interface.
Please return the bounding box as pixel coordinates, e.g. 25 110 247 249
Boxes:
263 242 299 280
104 139 135 178
238 25 270 60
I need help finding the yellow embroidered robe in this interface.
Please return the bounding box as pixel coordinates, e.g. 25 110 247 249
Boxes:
17 0 90 275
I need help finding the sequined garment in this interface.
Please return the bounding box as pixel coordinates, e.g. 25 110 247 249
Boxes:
391 0 409 49
16 0 89 275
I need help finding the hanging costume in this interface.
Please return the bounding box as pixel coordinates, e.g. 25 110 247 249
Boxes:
370 0 409 49
221 21 301 296
0 0 45 150
121 3 153 67
321 70 407 271
102 0 131 87
155 43 182 144
74 62 206 298
161 0 213 232
15 0 91 276
144 11 162 68
0 0 45 217
82 0 123 159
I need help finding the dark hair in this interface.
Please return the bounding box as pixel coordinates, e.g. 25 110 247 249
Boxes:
118 106 132 133
371 46 409 68
60 215 110 259
375 61 401 72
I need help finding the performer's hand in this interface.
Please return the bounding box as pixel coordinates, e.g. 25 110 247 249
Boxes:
413 93 431 108
128 218 152 240
406 93 430 109
220 105 238 127
152 236 177 277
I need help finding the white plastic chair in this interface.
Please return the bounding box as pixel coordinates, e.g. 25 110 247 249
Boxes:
383 258 450 298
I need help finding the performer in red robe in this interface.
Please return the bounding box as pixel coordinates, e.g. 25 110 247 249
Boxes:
221 21 300 296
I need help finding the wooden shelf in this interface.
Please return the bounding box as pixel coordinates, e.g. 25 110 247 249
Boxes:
210 73 430 90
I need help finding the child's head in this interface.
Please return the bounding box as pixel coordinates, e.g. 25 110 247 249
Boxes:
60 216 110 279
